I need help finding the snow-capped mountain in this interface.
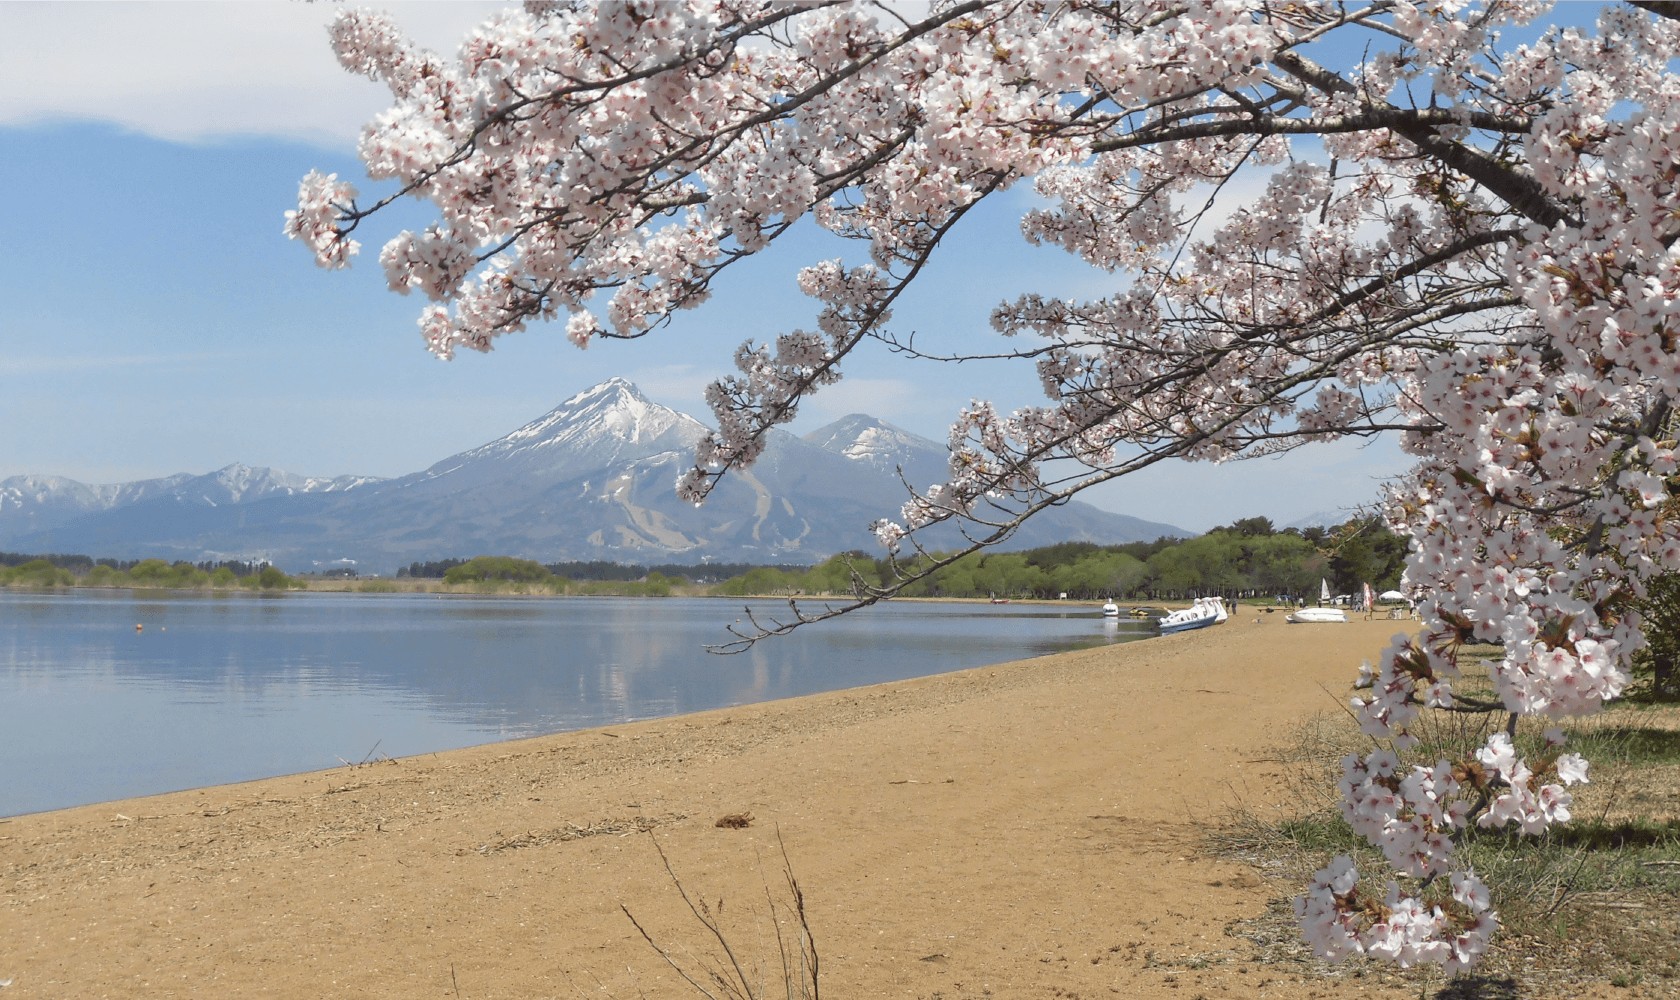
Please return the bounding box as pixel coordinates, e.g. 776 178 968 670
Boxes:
0 473 187 526
418 377 707 486
802 414 948 485
0 465 378 542
2 380 1188 570
1285 508 1373 531
194 464 378 502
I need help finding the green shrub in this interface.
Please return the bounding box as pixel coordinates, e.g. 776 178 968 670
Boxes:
84 564 123 587
256 565 295 590
443 555 553 585
1 559 73 587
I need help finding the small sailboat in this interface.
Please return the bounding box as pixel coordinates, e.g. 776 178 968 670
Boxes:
1288 606 1348 623
1291 579 1347 622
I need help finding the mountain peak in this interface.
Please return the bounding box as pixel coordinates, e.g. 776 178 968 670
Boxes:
805 414 946 482
563 376 643 407
438 378 704 478
525 377 677 444
806 413 922 447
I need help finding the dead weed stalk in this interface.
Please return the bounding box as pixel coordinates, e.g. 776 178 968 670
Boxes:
621 831 818 1000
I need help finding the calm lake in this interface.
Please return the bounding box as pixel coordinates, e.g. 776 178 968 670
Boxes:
0 590 1150 817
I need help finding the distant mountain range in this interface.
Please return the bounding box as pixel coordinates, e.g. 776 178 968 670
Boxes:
0 378 1189 573
1285 508 1375 531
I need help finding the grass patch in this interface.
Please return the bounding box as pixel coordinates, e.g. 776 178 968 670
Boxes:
1562 724 1680 767
1212 669 1680 997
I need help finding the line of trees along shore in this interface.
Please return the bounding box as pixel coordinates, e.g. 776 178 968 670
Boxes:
401 515 1409 601
715 516 1406 602
0 515 1404 600
0 555 301 590
400 557 808 585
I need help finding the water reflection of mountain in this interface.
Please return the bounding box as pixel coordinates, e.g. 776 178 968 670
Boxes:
9 594 1153 730
1 593 1152 814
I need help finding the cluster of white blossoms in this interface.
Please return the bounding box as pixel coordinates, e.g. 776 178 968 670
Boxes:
1478 731 1591 832
1296 856 1498 973
284 171 360 268
298 0 1680 972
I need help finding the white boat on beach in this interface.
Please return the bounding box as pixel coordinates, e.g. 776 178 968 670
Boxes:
1156 597 1226 634
1287 606 1348 624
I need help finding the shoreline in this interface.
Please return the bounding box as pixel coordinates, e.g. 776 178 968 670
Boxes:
2 592 1165 819
1 579 1151 605
4 616 1429 998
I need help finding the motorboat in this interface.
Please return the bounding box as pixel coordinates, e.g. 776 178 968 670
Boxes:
1287 606 1348 624
1156 597 1225 634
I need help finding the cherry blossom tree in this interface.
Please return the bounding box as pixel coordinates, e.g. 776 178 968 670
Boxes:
291 0 1680 973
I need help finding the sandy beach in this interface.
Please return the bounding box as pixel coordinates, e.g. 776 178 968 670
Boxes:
0 614 1559 998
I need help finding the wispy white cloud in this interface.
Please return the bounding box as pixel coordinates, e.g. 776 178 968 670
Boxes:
0 2 502 145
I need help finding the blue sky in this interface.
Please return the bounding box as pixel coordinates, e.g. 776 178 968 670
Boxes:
0 1 1408 533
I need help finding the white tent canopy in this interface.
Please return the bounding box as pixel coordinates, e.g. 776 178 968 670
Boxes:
1378 590 1407 601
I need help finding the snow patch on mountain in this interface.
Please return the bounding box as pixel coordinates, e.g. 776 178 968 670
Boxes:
0 465 382 530
804 413 948 485
443 376 705 478
1286 508 1371 530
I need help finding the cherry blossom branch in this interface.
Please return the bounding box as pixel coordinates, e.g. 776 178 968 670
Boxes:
301 1 1680 973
